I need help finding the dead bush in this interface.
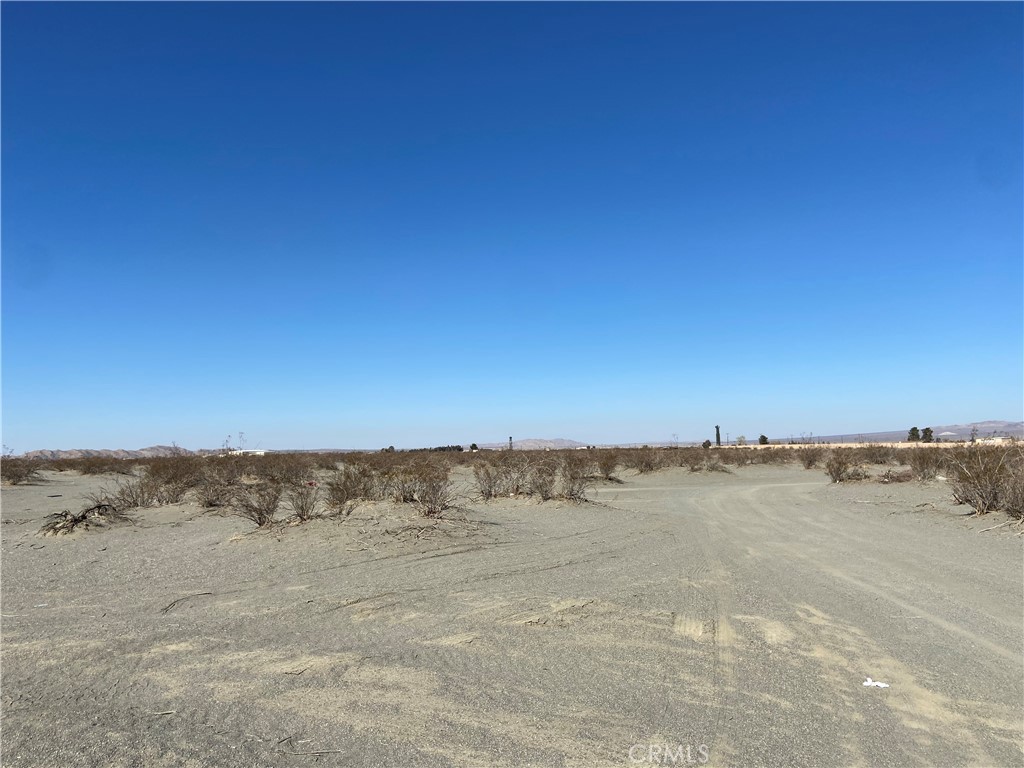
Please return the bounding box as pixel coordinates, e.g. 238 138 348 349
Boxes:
288 480 321 521
528 460 559 500
73 456 138 475
389 463 422 503
273 454 315 485
675 447 703 469
311 452 343 471
907 448 944 481
596 450 619 481
473 452 532 499
798 446 825 469
146 455 203 485
948 446 1011 515
707 454 733 473
720 449 753 467
754 447 794 465
825 450 863 483
325 463 377 514
1 457 41 485
624 446 661 474
145 456 204 504
560 451 593 502
856 444 897 465
878 469 913 484
999 450 1024 519
196 459 244 508
196 476 235 508
39 503 135 536
246 453 313 486
473 461 502 500
491 454 532 501
236 482 282 527
499 452 533 496
96 474 161 510
416 460 455 516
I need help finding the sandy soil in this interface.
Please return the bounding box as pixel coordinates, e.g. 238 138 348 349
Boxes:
2 466 1021 767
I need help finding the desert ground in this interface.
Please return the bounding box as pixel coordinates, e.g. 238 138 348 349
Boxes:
2 463 1022 767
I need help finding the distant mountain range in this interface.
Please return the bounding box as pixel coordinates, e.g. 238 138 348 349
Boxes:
477 438 588 451
21 445 191 460
15 421 1021 459
786 421 1023 444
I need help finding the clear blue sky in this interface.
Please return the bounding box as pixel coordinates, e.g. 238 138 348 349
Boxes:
3 2 1022 451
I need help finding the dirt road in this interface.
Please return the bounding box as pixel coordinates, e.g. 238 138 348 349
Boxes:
2 466 1021 766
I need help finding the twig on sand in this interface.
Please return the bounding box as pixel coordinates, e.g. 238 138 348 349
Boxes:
160 592 213 614
275 749 344 756
978 521 1011 533
284 667 309 676
146 710 176 716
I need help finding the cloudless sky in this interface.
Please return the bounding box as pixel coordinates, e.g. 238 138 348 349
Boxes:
3 2 1022 451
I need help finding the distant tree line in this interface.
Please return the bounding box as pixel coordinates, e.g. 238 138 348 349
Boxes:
907 427 934 443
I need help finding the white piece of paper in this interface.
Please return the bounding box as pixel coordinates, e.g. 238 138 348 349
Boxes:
863 677 890 688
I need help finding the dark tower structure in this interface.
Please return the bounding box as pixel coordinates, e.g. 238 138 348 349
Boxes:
715 425 721 447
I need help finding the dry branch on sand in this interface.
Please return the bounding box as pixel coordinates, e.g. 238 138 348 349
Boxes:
39 504 135 536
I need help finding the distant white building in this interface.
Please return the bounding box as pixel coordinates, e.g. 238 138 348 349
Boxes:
977 436 1013 445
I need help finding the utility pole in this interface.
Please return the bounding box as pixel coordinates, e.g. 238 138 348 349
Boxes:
715 426 721 447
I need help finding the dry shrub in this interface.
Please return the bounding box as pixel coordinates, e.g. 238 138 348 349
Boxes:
474 450 593 501
288 480 321 521
196 477 235 508
703 454 733 473
685 453 731 473
311 452 343 471
472 452 532 499
999 450 1024 519
497 452 533 496
415 459 455 516
473 461 502 500
856 444 897 465
878 468 913 484
756 447 795 465
948 446 1013 515
146 456 204 504
255 453 314 486
907 448 944 481
236 482 282 527
196 458 244 508
596 450 619 481
623 446 662 474
528 459 559 500
825 450 865 483
798 446 825 469
39 503 134 536
675 447 702 469
325 462 377 514
389 463 422 503
1 458 41 485
721 449 753 467
560 451 593 502
92 474 161 510
72 456 138 475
